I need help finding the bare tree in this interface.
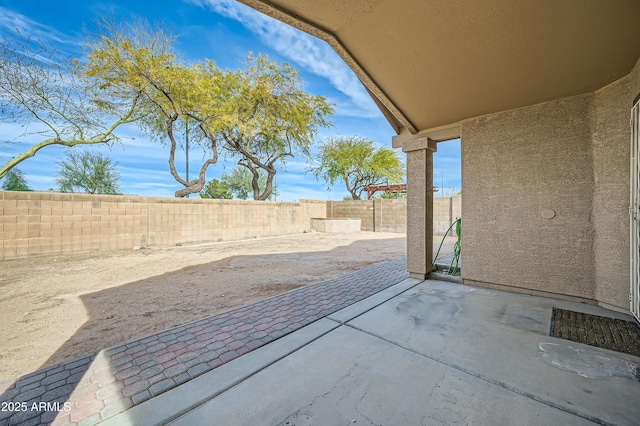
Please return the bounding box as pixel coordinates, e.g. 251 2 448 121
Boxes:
0 30 144 179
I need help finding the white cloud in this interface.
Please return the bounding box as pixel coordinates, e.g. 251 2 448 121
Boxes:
0 6 77 46
187 0 380 118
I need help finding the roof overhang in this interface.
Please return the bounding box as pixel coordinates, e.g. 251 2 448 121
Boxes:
238 0 640 136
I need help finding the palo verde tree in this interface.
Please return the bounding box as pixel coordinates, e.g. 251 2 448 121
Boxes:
0 30 145 180
83 21 228 197
220 55 334 200
309 136 405 200
85 23 332 199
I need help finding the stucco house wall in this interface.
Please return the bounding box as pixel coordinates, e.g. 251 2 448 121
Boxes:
461 58 640 311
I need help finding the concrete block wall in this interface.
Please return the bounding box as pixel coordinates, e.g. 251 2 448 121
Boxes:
326 200 375 231
0 191 325 260
326 196 460 234
373 199 408 233
433 196 461 235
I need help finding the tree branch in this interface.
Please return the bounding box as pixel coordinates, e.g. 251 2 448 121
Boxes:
0 94 142 179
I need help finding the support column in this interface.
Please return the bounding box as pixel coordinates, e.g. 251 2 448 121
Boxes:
403 137 437 279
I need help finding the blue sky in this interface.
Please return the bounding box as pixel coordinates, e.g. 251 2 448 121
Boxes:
0 0 461 200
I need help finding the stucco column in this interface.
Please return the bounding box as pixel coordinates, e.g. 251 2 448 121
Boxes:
403 137 437 280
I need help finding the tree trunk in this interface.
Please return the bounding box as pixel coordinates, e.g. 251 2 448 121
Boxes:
166 117 218 198
256 170 275 201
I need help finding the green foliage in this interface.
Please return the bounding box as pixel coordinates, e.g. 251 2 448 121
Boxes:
378 190 406 199
220 54 334 200
309 136 405 200
84 23 333 199
1 21 333 197
222 167 253 200
1 168 30 191
83 20 217 198
0 28 145 180
200 178 232 199
220 166 278 201
55 150 120 194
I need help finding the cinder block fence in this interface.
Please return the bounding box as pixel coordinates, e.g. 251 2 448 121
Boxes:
0 191 325 260
0 191 461 260
327 196 460 235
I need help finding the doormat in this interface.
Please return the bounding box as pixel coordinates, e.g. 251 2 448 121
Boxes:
550 307 640 357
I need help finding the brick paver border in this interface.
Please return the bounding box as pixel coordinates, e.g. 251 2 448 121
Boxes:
0 258 408 426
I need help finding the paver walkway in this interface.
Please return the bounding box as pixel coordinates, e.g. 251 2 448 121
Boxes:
0 258 408 426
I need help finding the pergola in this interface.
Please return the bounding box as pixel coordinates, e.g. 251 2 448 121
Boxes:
363 184 407 199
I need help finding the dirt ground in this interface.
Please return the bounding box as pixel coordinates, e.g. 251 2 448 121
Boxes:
0 231 455 383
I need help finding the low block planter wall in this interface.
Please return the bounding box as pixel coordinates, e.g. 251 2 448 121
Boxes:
310 218 361 233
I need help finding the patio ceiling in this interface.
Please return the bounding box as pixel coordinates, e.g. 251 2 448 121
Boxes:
239 0 640 135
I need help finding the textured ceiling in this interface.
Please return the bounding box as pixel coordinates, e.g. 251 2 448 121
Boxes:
240 0 640 135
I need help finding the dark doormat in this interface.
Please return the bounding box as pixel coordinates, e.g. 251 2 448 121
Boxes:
550 307 640 357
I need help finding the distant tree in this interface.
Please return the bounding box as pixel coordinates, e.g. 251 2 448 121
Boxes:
1 168 30 191
442 187 460 197
221 166 278 200
200 178 232 199
55 150 120 194
309 136 405 200
0 29 145 180
378 190 406 199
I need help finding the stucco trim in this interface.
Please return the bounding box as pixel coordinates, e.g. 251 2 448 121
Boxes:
393 122 461 149
237 0 418 134
401 137 438 153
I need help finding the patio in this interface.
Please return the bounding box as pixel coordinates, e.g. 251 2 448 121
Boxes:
1 257 639 425
105 277 639 425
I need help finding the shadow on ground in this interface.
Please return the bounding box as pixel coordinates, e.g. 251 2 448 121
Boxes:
0 237 414 425
49 238 406 368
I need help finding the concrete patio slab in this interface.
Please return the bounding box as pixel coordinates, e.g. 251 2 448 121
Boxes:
99 319 339 426
121 279 639 426
327 277 421 324
169 325 594 426
347 280 640 425
2 262 639 425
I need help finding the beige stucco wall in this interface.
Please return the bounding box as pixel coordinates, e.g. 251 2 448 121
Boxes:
0 191 325 260
461 57 640 311
462 94 596 301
